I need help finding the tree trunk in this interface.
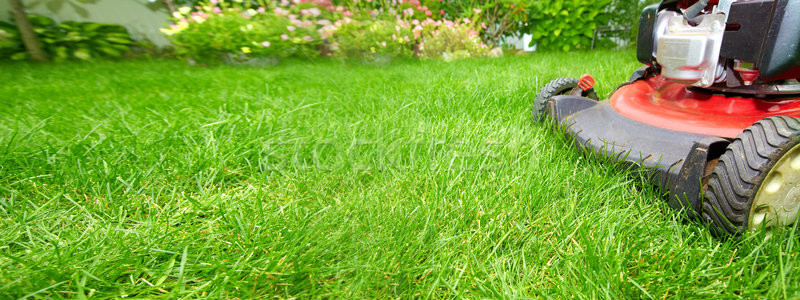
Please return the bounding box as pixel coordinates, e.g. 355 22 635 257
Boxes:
162 0 177 14
9 0 47 61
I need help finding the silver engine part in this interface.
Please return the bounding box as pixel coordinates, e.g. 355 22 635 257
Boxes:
654 12 726 87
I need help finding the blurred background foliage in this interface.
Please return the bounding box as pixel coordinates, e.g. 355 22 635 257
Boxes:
1 0 660 62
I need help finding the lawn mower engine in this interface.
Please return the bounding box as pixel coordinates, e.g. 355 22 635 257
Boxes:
533 0 800 235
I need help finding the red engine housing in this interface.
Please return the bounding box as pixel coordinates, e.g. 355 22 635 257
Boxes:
610 76 800 138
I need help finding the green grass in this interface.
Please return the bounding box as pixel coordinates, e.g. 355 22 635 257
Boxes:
2 51 800 298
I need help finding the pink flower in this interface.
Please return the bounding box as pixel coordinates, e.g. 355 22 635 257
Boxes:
473 8 481 14
463 18 470 24
480 22 487 29
425 10 431 16
261 41 271 47
287 26 296 31
439 10 444 15
303 35 314 42
210 0 218 4
403 8 414 17
281 34 290 40
308 7 321 16
257 7 265 14
381 41 387 47
212 6 221 14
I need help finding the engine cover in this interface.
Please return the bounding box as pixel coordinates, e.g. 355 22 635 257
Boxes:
656 13 726 87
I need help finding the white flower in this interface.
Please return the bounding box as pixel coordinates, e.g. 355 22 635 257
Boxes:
178 6 192 15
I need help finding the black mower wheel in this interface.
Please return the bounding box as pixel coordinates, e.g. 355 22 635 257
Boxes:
532 77 598 120
702 116 800 235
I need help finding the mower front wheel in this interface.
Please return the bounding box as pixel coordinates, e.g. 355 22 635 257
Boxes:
532 77 598 121
702 116 800 235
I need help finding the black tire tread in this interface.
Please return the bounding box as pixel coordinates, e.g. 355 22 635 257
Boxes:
531 77 598 121
702 116 800 235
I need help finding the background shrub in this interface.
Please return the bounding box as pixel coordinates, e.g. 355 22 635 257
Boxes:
439 0 530 46
524 0 613 51
0 22 22 58
607 0 660 45
417 19 489 60
163 0 494 62
164 1 325 61
1 14 133 61
160 0 658 62
330 19 415 61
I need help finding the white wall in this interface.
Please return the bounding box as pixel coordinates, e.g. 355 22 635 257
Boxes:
0 0 171 47
501 34 536 52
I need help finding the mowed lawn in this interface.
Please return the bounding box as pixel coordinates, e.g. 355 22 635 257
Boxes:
2 51 800 298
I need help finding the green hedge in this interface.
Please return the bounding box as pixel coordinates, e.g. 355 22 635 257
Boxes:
524 0 660 51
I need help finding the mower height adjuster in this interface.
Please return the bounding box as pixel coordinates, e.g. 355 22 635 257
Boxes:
578 74 595 91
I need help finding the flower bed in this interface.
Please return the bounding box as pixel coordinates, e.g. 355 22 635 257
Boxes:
161 0 495 62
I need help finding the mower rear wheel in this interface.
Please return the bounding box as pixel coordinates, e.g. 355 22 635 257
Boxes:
702 116 800 235
532 77 598 120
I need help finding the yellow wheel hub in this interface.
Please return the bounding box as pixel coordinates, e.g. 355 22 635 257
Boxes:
750 143 800 231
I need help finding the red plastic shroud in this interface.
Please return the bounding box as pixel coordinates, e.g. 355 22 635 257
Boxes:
610 75 800 138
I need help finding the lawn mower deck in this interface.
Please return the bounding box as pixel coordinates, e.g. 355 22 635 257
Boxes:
544 74 800 234
546 90 725 220
546 74 800 218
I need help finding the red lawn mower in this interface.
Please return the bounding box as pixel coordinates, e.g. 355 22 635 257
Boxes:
533 0 800 235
